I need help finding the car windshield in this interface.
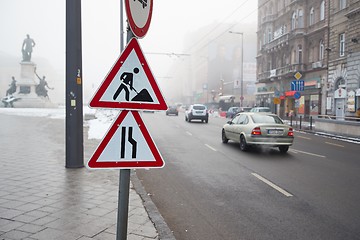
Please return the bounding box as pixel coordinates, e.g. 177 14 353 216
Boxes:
193 105 206 110
251 114 283 124
250 108 271 112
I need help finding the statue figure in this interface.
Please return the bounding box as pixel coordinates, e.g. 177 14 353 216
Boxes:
22 34 36 62
35 68 54 99
6 76 17 96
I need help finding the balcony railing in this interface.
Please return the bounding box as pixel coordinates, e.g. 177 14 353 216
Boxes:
262 14 277 23
257 64 307 82
265 33 289 51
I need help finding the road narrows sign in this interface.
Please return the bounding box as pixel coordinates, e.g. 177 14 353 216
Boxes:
125 0 153 38
89 38 167 111
87 110 165 169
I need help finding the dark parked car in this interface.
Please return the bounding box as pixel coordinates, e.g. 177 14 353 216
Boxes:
226 107 240 118
166 105 178 116
240 107 252 112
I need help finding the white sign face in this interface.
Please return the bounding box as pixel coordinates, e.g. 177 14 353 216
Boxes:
326 97 332 110
125 0 153 38
89 38 167 111
97 111 153 162
87 110 165 169
100 49 158 104
129 0 150 28
356 88 360 96
334 88 347 99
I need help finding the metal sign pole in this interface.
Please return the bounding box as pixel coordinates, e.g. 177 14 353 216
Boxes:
65 0 84 168
116 5 135 238
116 169 130 240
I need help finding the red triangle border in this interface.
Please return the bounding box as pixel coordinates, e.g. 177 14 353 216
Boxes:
89 38 167 111
87 110 165 169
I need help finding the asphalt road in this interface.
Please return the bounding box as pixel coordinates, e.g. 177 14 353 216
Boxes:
137 111 360 240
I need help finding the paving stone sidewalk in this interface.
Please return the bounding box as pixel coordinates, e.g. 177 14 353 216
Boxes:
0 113 173 240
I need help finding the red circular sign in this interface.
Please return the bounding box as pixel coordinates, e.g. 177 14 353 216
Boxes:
125 0 153 38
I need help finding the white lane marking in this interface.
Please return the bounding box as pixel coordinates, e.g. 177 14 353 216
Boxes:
297 136 311 140
290 149 326 158
186 131 192 136
325 142 344 148
205 144 217 152
251 173 293 197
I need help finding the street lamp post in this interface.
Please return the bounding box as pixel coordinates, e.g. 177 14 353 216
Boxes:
229 31 244 107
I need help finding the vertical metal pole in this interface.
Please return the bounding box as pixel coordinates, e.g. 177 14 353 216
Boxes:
120 0 124 52
65 0 84 168
240 33 244 108
116 3 134 239
117 169 130 240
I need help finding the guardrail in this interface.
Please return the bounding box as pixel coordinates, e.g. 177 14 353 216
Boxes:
284 115 360 139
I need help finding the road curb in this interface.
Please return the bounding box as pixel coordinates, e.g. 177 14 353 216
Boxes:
131 170 176 240
296 129 360 143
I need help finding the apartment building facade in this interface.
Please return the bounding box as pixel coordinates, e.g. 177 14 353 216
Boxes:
256 0 360 119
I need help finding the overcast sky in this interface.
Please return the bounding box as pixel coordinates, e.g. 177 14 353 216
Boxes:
0 0 257 102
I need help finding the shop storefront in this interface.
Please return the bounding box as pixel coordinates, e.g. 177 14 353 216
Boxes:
287 79 322 119
355 88 360 113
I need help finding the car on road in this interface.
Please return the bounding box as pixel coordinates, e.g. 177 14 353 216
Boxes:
226 106 253 118
166 105 178 116
226 107 241 118
240 107 252 112
250 107 271 113
221 112 294 153
185 104 209 123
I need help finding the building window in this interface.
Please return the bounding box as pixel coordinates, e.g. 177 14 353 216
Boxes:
309 46 313 63
339 0 347 10
291 12 297 30
263 32 266 44
335 77 345 89
319 40 324 60
298 9 304 28
309 7 315 25
268 28 272 42
297 45 303 64
320 1 325 21
339 33 345 57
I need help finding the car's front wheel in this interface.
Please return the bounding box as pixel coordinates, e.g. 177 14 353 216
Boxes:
222 129 228 143
239 135 248 151
279 146 289 153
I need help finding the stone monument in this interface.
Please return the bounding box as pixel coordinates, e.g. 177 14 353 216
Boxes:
3 34 57 108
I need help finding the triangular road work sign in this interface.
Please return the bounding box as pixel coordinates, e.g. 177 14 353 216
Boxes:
89 38 167 110
87 110 165 169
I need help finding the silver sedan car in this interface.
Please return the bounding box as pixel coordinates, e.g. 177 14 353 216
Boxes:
222 112 294 153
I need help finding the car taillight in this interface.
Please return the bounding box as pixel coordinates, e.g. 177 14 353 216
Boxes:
251 127 262 136
288 127 294 136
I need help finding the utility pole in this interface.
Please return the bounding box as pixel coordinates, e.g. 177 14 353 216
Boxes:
65 0 84 168
229 31 244 107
